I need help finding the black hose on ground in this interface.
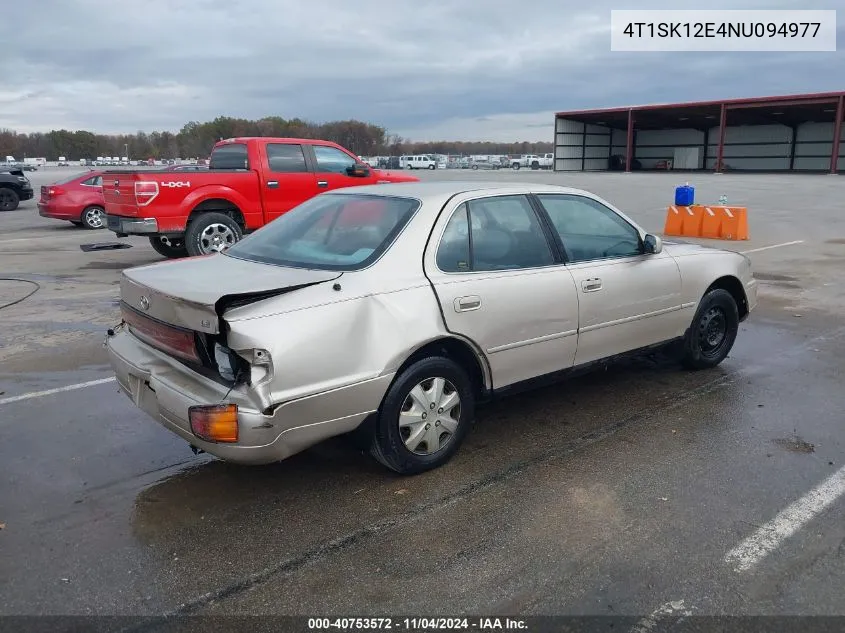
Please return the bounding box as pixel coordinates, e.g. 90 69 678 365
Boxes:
0 277 41 311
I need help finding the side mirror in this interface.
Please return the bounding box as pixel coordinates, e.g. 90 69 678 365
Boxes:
346 163 370 178
643 233 663 254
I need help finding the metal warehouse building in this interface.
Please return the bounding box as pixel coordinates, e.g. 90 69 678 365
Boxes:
554 91 845 174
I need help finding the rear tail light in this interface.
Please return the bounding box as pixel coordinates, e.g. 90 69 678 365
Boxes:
189 404 239 443
121 303 200 363
43 186 65 199
134 181 159 206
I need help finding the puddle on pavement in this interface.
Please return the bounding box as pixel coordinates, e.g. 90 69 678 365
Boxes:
824 238 845 245
79 261 131 270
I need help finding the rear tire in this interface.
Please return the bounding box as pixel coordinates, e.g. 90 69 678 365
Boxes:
512 163 520 170
80 205 106 230
0 188 20 211
149 236 189 259
370 357 474 475
680 288 739 370
184 212 243 257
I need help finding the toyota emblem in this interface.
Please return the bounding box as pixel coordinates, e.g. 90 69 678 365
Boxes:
139 295 150 311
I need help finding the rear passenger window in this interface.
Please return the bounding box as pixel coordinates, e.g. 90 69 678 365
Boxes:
436 204 471 272
209 143 249 170
267 143 308 173
468 196 554 271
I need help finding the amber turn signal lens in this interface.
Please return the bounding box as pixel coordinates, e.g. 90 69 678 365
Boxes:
189 403 238 443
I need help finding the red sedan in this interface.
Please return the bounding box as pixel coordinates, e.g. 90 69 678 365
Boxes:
38 171 106 229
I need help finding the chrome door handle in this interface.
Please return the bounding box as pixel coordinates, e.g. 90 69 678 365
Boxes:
581 278 602 292
454 296 481 312
267 180 279 188
317 180 329 188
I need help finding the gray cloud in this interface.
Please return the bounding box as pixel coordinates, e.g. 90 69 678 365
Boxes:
1 0 841 141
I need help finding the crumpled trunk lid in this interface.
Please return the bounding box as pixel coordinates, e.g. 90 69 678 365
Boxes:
120 254 341 334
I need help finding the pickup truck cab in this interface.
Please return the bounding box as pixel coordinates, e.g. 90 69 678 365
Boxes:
103 137 419 258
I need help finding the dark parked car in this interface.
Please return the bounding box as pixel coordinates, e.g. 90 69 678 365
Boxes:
0 168 34 211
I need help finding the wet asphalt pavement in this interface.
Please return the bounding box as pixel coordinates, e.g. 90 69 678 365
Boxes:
1 169 844 622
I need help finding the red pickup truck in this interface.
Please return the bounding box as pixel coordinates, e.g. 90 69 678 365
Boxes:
104 137 418 258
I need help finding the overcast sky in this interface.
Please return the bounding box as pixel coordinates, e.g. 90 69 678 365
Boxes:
2 0 842 141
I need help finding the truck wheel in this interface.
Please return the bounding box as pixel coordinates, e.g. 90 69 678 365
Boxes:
0 188 20 211
511 163 520 170
428 164 435 170
149 236 189 259
185 212 243 257
531 161 540 170
80 205 106 229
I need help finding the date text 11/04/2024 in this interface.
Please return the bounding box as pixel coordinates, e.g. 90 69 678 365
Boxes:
622 21 822 38
307 617 528 630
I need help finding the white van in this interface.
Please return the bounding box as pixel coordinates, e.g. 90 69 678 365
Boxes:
399 155 436 170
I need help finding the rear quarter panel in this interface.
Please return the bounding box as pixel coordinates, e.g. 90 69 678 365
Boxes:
224 279 448 406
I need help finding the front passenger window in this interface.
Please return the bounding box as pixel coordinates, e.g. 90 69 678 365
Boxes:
537 194 641 263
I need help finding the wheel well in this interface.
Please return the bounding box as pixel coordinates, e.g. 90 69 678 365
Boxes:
187 199 245 230
706 275 748 320
396 338 489 401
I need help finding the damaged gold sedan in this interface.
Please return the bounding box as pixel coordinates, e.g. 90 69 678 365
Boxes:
107 181 756 474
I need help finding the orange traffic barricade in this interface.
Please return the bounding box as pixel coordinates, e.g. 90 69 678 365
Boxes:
663 205 748 241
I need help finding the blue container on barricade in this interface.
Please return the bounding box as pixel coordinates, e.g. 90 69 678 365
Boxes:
674 183 694 206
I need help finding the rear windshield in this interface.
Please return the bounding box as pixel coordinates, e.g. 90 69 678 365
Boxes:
225 194 420 271
209 143 249 170
53 172 90 185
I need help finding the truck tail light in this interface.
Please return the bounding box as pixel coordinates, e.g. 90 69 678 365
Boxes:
189 404 239 443
134 181 159 206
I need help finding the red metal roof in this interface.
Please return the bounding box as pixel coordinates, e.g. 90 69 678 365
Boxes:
555 91 845 117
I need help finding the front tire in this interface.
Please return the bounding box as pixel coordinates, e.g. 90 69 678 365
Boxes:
185 212 243 257
680 288 739 370
512 163 520 170
149 236 189 259
0 187 20 211
370 357 475 475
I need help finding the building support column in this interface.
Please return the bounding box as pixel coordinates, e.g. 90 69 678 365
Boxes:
715 103 727 173
830 95 844 175
625 109 634 172
788 125 798 171
581 124 587 171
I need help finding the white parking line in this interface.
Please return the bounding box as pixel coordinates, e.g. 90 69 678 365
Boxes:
740 240 805 254
724 464 845 573
0 377 116 406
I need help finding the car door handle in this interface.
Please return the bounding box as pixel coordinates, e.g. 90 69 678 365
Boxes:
317 180 329 188
581 278 602 292
266 180 279 188
454 296 482 312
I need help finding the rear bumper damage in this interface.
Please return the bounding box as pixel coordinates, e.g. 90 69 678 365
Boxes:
106 329 393 464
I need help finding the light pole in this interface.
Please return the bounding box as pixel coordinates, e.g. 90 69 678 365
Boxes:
124 143 129 160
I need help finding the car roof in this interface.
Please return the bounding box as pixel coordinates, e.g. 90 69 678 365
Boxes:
326 180 593 200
